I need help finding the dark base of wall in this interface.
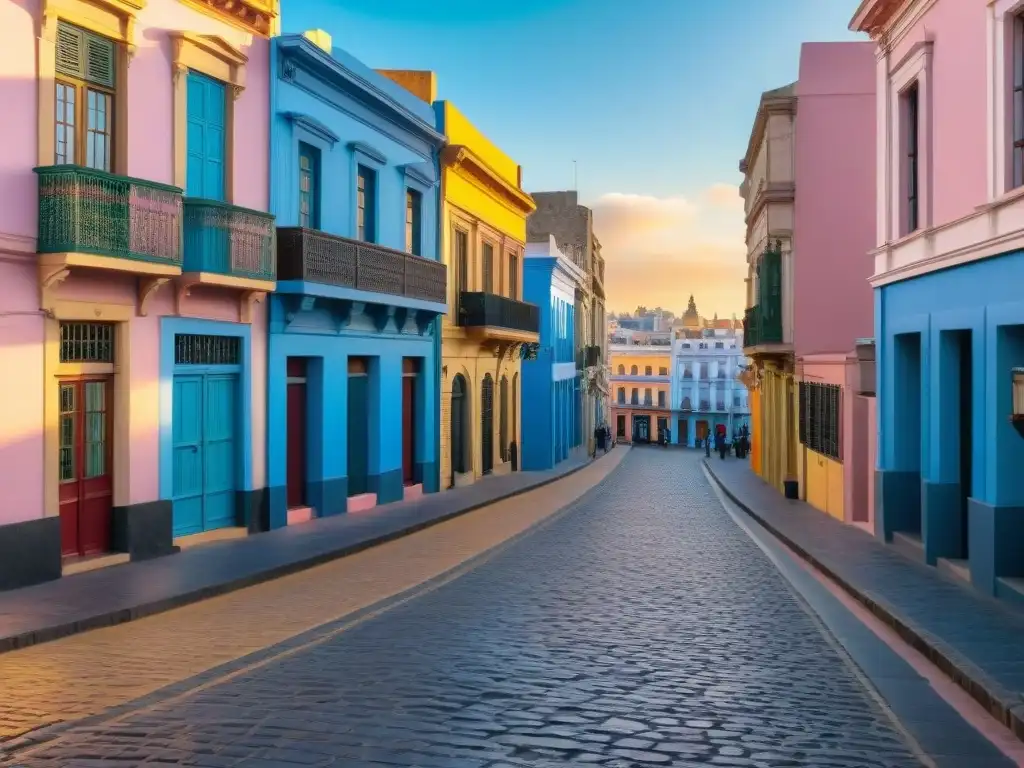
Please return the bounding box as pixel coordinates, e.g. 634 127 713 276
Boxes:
314 477 349 516
967 498 1024 595
370 469 404 505
113 500 176 561
237 488 269 533
875 469 921 541
921 480 963 565
417 461 438 494
0 517 62 591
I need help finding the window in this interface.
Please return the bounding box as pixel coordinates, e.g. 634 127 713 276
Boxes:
357 165 376 242
508 252 519 298
617 364 625 375
405 189 422 255
298 142 320 228
185 71 227 200
715 342 724 349
657 391 665 408
799 382 841 461
902 82 920 234
482 242 494 293
1014 14 1024 188
659 367 668 375
630 365 638 375
644 366 652 376
617 387 625 404
454 229 469 299
630 388 638 404
174 334 241 365
54 21 116 171
60 322 114 363
644 388 652 405
616 414 626 437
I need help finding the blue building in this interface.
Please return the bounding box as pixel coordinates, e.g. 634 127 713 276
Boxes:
520 237 587 470
266 31 447 527
669 328 750 447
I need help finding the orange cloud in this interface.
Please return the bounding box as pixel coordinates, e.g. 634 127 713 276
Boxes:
592 186 747 317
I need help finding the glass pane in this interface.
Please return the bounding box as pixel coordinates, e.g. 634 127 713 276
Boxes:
85 89 111 171
59 384 76 482
85 380 105 412
1016 19 1024 88
84 381 106 479
1016 91 1024 142
1015 147 1024 188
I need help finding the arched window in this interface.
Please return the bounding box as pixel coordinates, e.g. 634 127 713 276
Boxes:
630 365 638 375
681 396 691 411
617 364 625 374
450 374 468 479
645 366 652 376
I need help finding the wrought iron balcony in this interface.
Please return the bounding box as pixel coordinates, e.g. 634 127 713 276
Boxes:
277 227 447 304
35 165 183 267
457 291 539 336
183 198 276 281
744 242 784 348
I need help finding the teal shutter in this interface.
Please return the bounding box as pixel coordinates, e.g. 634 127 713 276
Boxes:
185 72 226 201
56 22 115 87
56 22 86 79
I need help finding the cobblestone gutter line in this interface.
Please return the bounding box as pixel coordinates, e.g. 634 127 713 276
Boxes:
703 459 1024 744
0 450 619 657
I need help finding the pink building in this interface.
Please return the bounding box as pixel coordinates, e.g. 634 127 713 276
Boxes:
0 0 278 590
791 42 878 527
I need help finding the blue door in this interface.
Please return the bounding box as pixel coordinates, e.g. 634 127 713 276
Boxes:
172 373 237 536
186 71 226 201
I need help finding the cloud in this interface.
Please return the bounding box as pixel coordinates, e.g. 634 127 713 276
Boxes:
591 185 747 316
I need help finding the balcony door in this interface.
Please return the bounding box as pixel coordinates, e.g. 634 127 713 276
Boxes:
481 374 494 475
185 71 226 201
450 374 468 484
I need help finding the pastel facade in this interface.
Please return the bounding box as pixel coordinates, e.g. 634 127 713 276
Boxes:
520 236 587 470
852 0 1024 600
791 43 877 528
266 34 447 525
610 345 672 443
429 100 538 487
0 0 277 589
670 330 750 447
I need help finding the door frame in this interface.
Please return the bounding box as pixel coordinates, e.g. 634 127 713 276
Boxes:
286 357 308 508
159 319 253 506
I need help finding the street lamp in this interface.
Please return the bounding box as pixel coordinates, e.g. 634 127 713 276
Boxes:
1012 368 1024 438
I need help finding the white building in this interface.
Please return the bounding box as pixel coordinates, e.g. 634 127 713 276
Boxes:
670 329 750 447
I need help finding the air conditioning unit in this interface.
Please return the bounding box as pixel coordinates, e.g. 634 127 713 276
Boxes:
855 338 875 396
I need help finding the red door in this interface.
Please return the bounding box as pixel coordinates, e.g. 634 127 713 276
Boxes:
58 378 113 557
402 360 417 486
286 358 307 509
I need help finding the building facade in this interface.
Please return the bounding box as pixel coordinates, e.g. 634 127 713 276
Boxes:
670 329 750 447
609 344 672 443
0 0 278 589
430 101 538 487
739 83 798 496
791 42 877 527
852 0 1024 600
520 236 587 470
266 34 447 525
526 191 607 453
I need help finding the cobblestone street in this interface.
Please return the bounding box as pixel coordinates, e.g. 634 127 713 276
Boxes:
8 449 931 767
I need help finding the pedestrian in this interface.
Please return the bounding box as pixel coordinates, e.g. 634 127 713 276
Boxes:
704 434 711 458
717 431 727 460
593 424 602 459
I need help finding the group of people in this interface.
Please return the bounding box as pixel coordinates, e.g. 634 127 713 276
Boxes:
593 423 613 458
704 424 750 460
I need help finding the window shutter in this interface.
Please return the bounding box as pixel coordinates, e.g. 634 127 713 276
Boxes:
56 21 86 79
84 32 115 88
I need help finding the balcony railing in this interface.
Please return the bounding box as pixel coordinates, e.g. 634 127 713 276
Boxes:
183 198 275 281
35 165 183 266
458 292 539 334
744 243 784 347
277 227 447 304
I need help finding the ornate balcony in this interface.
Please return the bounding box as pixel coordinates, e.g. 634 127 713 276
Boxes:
457 291 539 343
277 227 447 305
743 242 786 352
182 199 276 282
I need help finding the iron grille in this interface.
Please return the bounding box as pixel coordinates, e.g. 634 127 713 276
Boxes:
60 322 114 363
800 381 841 461
174 334 241 365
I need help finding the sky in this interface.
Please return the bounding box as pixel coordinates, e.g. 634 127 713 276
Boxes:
283 0 864 318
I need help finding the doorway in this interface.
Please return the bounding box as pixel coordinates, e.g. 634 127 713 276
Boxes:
286 357 307 509
499 375 509 461
696 419 709 444
450 373 468 485
616 414 626 438
633 415 650 443
58 377 113 557
402 358 419 486
954 330 973 558
657 417 668 442
347 357 370 497
481 374 494 474
677 418 688 447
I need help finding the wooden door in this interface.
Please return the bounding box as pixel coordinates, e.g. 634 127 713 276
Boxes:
678 418 688 446
696 420 709 443
402 374 416 486
286 358 307 508
58 378 113 557
347 358 370 496
451 374 467 481
481 374 494 475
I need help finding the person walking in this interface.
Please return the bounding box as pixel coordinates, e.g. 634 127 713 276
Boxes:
704 434 712 458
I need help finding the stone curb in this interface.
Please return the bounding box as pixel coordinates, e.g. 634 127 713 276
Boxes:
0 448 620 657
703 458 1024 743
1 447 631 756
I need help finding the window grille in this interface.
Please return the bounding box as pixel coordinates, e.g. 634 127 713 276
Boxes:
60 322 114 363
799 381 841 461
174 334 241 365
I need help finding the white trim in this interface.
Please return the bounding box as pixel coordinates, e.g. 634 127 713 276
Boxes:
989 0 1024 200
887 43 932 241
869 186 1024 286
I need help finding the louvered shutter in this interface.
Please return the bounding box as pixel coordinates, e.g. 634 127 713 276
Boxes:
84 33 115 87
55 21 115 87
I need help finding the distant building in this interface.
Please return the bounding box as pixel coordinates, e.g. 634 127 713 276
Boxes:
609 344 672 444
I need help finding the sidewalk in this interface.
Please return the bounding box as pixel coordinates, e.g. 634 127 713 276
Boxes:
0 450 614 654
704 458 1024 741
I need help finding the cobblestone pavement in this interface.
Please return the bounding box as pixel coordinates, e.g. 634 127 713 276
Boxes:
10 449 924 767
0 450 626 742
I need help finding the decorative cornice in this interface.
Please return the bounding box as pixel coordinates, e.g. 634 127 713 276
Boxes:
347 141 386 165
401 161 436 187
442 144 536 215
849 0 907 35
276 36 446 150
177 0 276 37
739 87 797 175
744 181 795 237
283 112 340 147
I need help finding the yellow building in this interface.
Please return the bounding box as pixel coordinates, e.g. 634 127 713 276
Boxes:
434 102 538 486
608 344 672 443
739 83 799 496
